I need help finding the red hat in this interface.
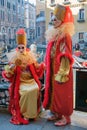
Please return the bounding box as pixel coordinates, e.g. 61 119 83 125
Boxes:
63 6 74 23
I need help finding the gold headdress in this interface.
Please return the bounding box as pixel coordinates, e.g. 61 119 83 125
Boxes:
16 28 27 45
53 4 74 23
53 4 66 22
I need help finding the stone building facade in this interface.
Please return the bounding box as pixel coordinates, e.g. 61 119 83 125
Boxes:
0 0 25 50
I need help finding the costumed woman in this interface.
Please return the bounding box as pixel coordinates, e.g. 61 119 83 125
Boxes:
43 4 75 126
2 28 45 125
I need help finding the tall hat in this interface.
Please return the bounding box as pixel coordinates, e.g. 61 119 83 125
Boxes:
16 28 27 45
53 4 74 23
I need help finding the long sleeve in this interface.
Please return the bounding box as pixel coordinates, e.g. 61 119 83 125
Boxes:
55 56 70 83
55 34 74 83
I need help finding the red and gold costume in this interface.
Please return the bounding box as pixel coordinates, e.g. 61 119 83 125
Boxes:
43 5 75 123
2 29 44 125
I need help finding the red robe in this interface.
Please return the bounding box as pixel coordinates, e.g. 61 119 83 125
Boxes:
2 62 44 124
43 33 74 116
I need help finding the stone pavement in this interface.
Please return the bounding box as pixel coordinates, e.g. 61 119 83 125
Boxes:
0 109 87 130
71 110 87 129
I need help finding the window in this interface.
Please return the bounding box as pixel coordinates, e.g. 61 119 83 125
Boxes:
79 9 84 20
18 0 20 3
18 6 20 13
1 10 4 21
50 0 55 4
22 0 24 5
0 0 4 6
63 0 70 4
8 13 11 22
38 27 40 36
13 14 16 23
79 32 84 41
18 18 21 23
7 2 10 9
13 4 16 11
2 27 5 33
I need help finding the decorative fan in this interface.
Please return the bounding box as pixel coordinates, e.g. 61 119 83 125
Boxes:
84 33 87 42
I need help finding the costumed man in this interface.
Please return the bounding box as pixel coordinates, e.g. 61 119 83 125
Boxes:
2 28 45 125
43 4 75 126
